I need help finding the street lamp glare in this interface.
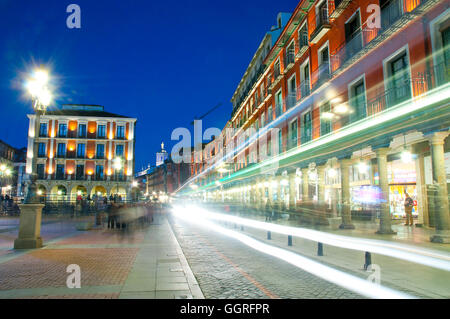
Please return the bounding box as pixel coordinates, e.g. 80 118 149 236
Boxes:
34 69 49 85
39 88 52 107
113 157 123 170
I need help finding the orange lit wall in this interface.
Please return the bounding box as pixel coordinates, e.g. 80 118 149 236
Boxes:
68 120 77 132
88 121 96 134
85 161 95 176
67 141 76 152
66 160 75 174
87 141 96 159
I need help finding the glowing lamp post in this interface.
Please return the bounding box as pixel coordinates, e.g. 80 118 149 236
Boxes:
24 68 52 204
15 68 52 249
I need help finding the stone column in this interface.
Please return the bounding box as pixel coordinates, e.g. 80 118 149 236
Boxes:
375 148 396 234
339 159 355 229
14 204 44 249
317 166 326 203
301 168 309 201
276 175 283 204
415 152 428 226
429 132 450 243
288 173 296 210
268 177 274 203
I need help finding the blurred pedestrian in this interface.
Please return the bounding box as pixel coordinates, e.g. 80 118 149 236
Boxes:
404 192 414 226
265 199 273 222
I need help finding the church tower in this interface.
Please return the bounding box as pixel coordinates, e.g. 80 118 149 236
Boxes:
156 142 168 167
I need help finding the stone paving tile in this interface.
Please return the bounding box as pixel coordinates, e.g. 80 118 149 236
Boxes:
55 230 145 246
170 216 362 299
0 248 138 290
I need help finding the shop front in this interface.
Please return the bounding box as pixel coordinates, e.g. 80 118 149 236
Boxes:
387 160 418 220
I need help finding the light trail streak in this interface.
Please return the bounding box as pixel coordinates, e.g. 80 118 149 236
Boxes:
172 205 414 299
176 83 450 194
174 204 450 272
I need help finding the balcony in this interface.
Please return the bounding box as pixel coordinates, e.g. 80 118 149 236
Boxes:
286 92 298 110
283 48 296 74
310 6 331 44
311 62 331 91
296 30 309 59
329 0 353 19
331 0 434 75
330 30 363 73
275 103 283 118
300 81 311 100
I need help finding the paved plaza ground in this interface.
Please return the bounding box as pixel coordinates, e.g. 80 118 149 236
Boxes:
0 214 202 299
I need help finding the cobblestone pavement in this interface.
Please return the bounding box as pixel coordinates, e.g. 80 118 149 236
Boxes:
169 215 363 299
0 214 202 299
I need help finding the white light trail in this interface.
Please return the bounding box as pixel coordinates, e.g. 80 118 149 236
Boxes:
172 205 414 299
175 204 450 272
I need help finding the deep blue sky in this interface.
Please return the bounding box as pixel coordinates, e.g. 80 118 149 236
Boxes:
0 0 298 171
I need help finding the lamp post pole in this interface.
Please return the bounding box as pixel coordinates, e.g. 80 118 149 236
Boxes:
24 106 43 204
14 68 51 249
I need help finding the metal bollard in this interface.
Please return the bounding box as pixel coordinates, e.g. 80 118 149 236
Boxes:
288 235 293 246
364 252 372 270
267 231 272 240
317 242 323 256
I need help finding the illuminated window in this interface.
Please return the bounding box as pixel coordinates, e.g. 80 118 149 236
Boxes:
58 124 67 137
57 143 66 157
39 123 48 137
116 144 124 157
301 111 312 144
96 144 105 159
117 126 125 139
77 143 85 158
78 124 87 138
97 125 106 138
38 143 46 157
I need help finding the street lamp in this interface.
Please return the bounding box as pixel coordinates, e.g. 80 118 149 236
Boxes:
24 68 52 204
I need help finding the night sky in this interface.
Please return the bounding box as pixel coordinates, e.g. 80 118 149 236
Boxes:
0 0 298 171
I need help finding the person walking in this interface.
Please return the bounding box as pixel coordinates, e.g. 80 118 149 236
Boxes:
404 192 414 226
265 199 273 222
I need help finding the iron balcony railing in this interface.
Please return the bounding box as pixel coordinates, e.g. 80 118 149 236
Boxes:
300 81 311 99
331 30 363 72
298 29 308 48
286 92 298 110
366 62 449 115
284 47 295 69
331 0 418 73
310 6 330 42
312 62 331 91
381 0 403 31
275 102 283 117
274 63 281 80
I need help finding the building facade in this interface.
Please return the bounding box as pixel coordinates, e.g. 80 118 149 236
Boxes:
146 144 192 200
26 104 137 200
182 0 450 241
0 140 17 197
